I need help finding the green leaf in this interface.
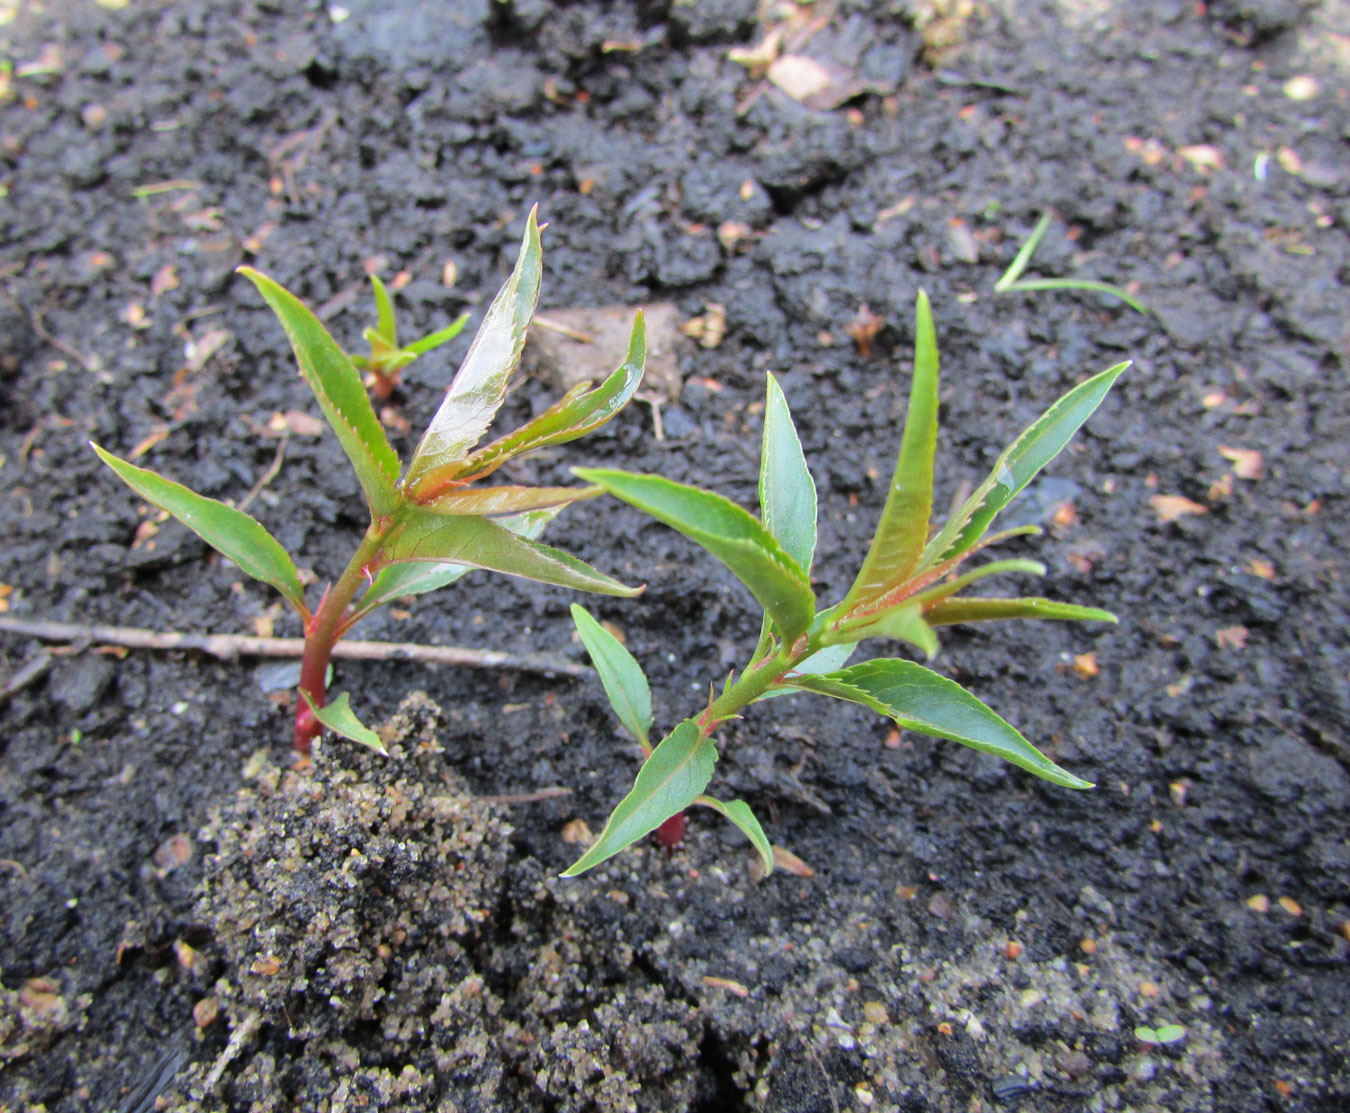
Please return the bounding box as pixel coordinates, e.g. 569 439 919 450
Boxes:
571 604 652 747
426 312 645 488
923 596 1117 627
352 507 560 620
922 362 1129 568
404 312 470 356
574 469 815 643
995 214 1146 313
92 443 307 613
238 267 400 517
370 273 398 344
693 795 773 873
381 508 640 597
406 209 544 494
300 690 387 755
993 212 1052 291
786 658 1092 789
419 484 602 517
563 721 716 876
908 558 1047 609
759 373 817 574
843 290 941 609
757 641 856 702
837 604 940 658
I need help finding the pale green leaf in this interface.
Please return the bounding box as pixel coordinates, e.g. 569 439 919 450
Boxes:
370 273 398 344
427 312 645 488
238 267 399 517
571 603 652 747
404 312 470 356
922 362 1129 568
787 658 1092 788
574 468 815 642
92 443 306 613
381 508 639 597
563 721 716 876
843 290 940 609
923 597 1117 627
759 372 817 574
301 690 388 755
837 604 939 658
694 794 773 873
419 484 601 517
908 558 1047 610
406 209 543 494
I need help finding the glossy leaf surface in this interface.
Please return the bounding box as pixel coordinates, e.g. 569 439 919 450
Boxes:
574 469 815 642
563 721 716 876
759 373 817 574
406 210 543 493
922 362 1129 567
788 659 1091 788
434 313 645 487
301 690 387 755
571 603 653 748
843 291 940 608
370 273 397 344
92 443 306 613
239 267 399 516
419 485 601 518
382 509 639 597
924 597 1117 627
694 795 773 873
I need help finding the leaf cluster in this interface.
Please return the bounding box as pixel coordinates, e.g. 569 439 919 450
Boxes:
567 292 1127 875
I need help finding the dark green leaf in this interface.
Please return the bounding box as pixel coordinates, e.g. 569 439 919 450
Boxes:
759 372 817 574
574 469 815 642
923 597 1117 627
694 795 773 873
571 604 652 747
563 721 716 876
427 313 645 488
922 362 1129 567
238 267 399 517
301 690 387 755
787 658 1092 788
352 507 559 619
92 443 306 613
843 290 940 609
381 508 640 597
406 209 543 495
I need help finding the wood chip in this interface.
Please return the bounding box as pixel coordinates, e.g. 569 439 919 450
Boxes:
1150 494 1208 523
1278 896 1302 917
1178 144 1226 173
1247 894 1269 912
1072 652 1099 678
768 54 833 102
268 410 325 437
702 975 751 998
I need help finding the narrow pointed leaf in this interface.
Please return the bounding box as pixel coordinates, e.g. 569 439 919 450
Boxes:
423 313 645 489
370 273 398 344
563 721 716 876
786 659 1092 788
574 468 815 642
924 597 1117 627
908 558 1046 609
301 690 387 755
406 209 543 493
571 604 652 747
844 290 941 608
238 268 399 516
419 484 602 518
1002 278 1146 314
759 372 817 573
694 795 773 873
838 604 940 658
352 507 560 619
92 443 306 612
381 509 640 597
404 312 470 356
922 362 1129 568
994 213 1052 291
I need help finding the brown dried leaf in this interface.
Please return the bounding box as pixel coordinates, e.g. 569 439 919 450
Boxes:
768 54 834 102
1219 445 1263 479
267 409 325 437
1215 625 1249 650
1178 144 1226 173
772 845 813 877
1150 494 1208 523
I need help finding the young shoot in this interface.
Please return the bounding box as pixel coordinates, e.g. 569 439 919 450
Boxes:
94 209 646 757
566 292 1127 876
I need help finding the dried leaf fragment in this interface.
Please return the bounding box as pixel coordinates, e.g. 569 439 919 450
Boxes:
1219 445 1263 479
768 54 833 102
1215 625 1249 650
1150 494 1208 523
845 303 884 358
772 845 814 877
702 975 751 997
1178 145 1226 173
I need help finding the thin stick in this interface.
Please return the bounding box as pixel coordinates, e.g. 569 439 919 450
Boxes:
0 652 53 704
0 616 587 678
477 786 573 805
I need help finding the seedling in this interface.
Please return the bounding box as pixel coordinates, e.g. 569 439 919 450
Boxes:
351 272 469 400
995 212 1146 313
93 210 646 756
566 292 1127 875
1134 1024 1186 1046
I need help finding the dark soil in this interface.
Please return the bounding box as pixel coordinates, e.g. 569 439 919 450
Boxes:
2 1 1348 1110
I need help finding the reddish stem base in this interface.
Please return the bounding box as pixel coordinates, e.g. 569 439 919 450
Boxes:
655 811 686 850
